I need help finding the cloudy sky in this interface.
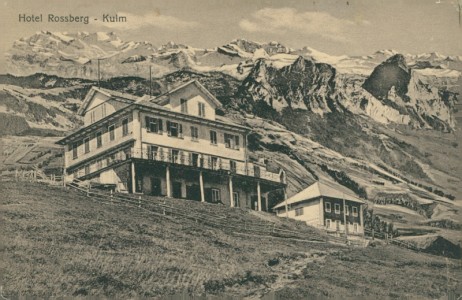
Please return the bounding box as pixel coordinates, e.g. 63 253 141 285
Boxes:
0 0 461 72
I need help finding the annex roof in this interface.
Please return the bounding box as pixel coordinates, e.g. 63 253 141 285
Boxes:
273 181 364 209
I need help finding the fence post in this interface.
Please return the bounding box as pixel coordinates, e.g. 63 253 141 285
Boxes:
372 229 375 240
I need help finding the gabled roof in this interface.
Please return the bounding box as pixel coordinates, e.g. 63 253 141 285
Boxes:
150 80 223 108
77 87 139 116
273 181 364 209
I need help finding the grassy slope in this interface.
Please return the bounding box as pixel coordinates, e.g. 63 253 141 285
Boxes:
0 181 460 299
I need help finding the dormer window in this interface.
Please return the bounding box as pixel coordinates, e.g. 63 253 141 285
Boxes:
198 102 206 117
181 99 188 114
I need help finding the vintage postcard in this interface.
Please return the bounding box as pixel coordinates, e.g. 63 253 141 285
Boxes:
0 0 461 299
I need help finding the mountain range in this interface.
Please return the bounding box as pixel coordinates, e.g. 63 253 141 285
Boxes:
1 31 461 244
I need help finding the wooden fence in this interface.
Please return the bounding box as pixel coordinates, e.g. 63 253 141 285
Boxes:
1 168 63 186
67 180 330 244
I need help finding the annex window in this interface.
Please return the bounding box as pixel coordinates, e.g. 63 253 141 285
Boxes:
210 130 217 145
325 219 331 228
198 102 206 117
336 220 341 231
167 121 183 138
334 203 341 214
191 126 199 141
211 188 221 203
353 223 358 233
108 124 115 141
96 131 102 148
233 192 239 207
122 118 129 136
181 98 188 113
352 206 358 217
229 160 237 173
84 137 90 154
145 116 163 134
72 142 79 159
325 202 331 213
295 207 304 216
224 133 240 150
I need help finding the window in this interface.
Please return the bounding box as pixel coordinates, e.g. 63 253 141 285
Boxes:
146 117 163 134
167 121 183 138
211 189 221 203
108 124 115 141
230 160 237 173
254 166 261 178
84 137 90 154
345 205 349 216
171 149 179 163
90 110 96 123
190 153 199 167
325 202 331 212
336 220 341 231
233 192 239 207
353 223 358 233
72 142 79 159
191 126 199 141
102 103 106 118
210 130 217 145
326 219 331 228
97 160 102 169
148 145 158 160
211 156 219 170
352 206 358 217
84 165 90 175
198 102 206 117
334 203 341 214
224 133 240 150
295 207 304 216
180 98 188 113
96 131 102 148
122 118 129 136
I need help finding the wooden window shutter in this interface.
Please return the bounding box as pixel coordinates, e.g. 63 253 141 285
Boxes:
178 124 183 137
145 116 151 132
158 118 163 132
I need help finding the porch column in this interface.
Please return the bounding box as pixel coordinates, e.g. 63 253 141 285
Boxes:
131 162 136 193
257 181 262 211
229 176 234 208
199 171 205 202
343 197 348 237
360 204 364 234
265 192 269 212
319 197 324 227
166 165 171 197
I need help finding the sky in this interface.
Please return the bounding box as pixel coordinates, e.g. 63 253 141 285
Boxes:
0 0 461 73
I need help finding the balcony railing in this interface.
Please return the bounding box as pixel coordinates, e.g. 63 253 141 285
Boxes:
131 148 283 183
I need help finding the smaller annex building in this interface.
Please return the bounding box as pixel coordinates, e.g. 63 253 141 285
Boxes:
273 181 365 236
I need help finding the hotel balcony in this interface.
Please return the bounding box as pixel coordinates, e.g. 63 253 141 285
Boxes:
130 148 284 184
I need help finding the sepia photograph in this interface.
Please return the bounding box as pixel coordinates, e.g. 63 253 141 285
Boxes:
0 0 461 299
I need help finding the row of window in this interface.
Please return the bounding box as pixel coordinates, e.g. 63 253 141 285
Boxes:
325 219 359 232
207 189 240 207
145 116 240 149
180 99 206 117
325 202 358 216
72 118 129 159
146 145 240 172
